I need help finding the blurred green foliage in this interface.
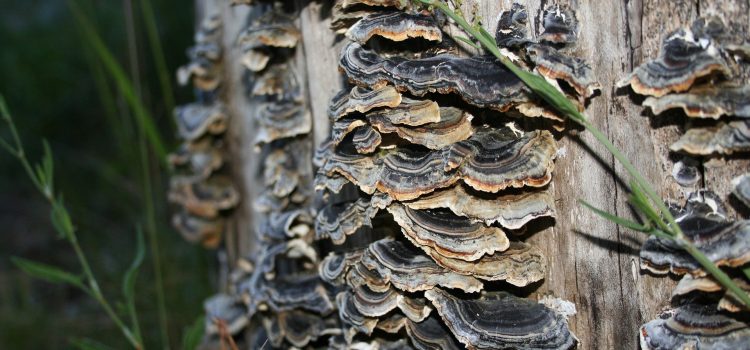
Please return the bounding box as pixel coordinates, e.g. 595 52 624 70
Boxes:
0 0 217 348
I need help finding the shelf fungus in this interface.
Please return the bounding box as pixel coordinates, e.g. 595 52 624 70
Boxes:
640 200 750 275
672 274 750 313
539 4 578 45
346 12 442 44
168 138 224 183
329 85 403 121
172 209 224 248
360 238 484 293
367 106 474 150
237 12 301 72
340 42 535 113
616 24 731 97
733 173 750 208
315 197 381 244
643 85 750 119
640 303 750 350
527 44 600 100
263 310 336 348
320 251 364 287
405 314 463 350
404 185 555 229
670 120 750 155
351 284 432 322
167 176 239 218
174 103 228 141
204 294 248 336
494 3 530 48
425 288 577 350
254 101 312 146
387 204 510 261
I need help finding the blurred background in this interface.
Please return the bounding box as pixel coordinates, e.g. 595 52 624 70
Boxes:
0 0 218 348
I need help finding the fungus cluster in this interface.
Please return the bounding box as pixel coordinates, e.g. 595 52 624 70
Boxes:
619 16 750 348
170 15 239 248
313 2 600 348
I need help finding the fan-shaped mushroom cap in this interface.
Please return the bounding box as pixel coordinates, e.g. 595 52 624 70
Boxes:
351 284 432 322
237 20 300 50
252 63 298 97
352 125 382 154
732 173 750 208
240 50 271 72
346 12 441 44
174 103 228 141
195 14 221 44
640 303 750 349
405 314 462 350
172 210 224 248
360 238 484 293
329 86 402 121
337 291 379 337
671 157 701 187
527 44 600 99
672 274 750 313
168 176 240 218
250 273 334 315
176 57 222 90
274 310 336 347
204 294 248 336
254 101 311 146
315 197 380 244
617 28 730 97
259 209 313 241
495 3 531 48
643 85 750 119
405 185 555 229
670 120 750 155
367 107 474 150
339 42 533 112
366 96 441 126
539 4 579 44
425 288 577 350
347 261 392 294
168 138 224 183
388 204 509 261
640 204 750 276
421 241 546 286
320 250 364 286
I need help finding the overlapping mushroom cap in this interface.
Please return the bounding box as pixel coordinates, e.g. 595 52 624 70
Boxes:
346 11 442 44
640 303 750 350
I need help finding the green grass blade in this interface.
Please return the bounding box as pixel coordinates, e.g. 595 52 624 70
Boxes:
67 0 168 160
70 338 116 350
140 0 176 116
123 228 145 344
11 257 85 290
578 199 650 232
181 315 205 350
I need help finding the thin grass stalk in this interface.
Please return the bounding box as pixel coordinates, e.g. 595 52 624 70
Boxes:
139 0 176 116
417 0 750 308
0 95 143 349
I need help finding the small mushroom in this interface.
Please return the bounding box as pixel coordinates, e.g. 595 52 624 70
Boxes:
254 273 334 315
425 288 577 350
421 241 546 286
360 238 484 293
443 127 557 193
494 3 531 48
351 284 432 322
405 314 462 350
640 303 750 349
204 294 247 336
527 44 601 99
254 101 311 146
404 185 555 229
616 27 730 97
732 173 750 208
671 157 701 187
329 85 402 121
339 42 534 113
364 96 441 126
367 107 474 150
539 4 579 44
346 12 442 44
640 203 750 276
315 197 381 244
670 120 750 155
320 250 364 286
168 175 240 218
387 204 510 261
259 209 314 241
174 103 228 141
352 125 382 154
643 85 750 119
172 209 224 248
168 138 224 183
176 57 222 91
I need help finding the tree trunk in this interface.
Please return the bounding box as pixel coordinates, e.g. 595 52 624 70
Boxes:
186 0 750 349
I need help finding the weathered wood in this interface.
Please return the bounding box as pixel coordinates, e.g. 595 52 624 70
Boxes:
214 0 748 348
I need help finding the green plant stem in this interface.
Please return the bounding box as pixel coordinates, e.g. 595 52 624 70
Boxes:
419 0 750 308
1 96 143 349
140 0 176 116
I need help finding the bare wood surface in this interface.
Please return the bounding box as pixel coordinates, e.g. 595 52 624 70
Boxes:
215 0 748 348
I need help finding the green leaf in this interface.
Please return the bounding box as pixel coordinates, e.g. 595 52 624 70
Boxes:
12 257 85 290
123 228 145 312
50 198 75 239
579 199 650 232
478 25 494 45
454 36 482 50
42 139 54 192
182 315 206 350
70 338 115 350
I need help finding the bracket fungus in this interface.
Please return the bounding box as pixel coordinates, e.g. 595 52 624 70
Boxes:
168 176 239 218
346 12 442 44
642 85 750 120
640 303 750 350
670 120 750 155
329 85 403 121
425 288 577 350
174 103 228 141
733 173 750 208
539 4 579 45
494 3 530 48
